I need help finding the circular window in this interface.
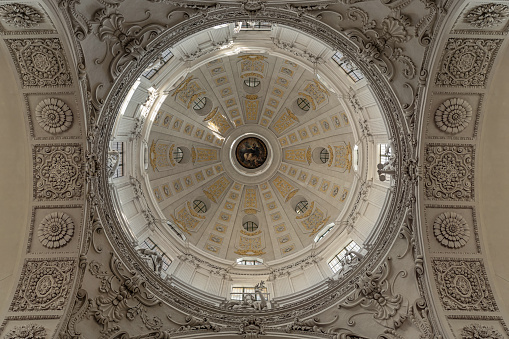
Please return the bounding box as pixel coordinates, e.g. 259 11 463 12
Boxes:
244 77 260 87
193 200 207 213
295 200 309 214
243 221 258 232
297 97 311 111
193 97 207 110
320 148 329 163
173 147 183 163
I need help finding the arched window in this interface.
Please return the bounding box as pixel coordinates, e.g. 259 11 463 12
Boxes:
295 200 309 214
193 200 207 213
243 221 258 232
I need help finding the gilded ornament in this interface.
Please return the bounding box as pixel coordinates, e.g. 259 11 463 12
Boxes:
38 211 74 249
465 3 509 29
433 212 470 248
434 98 472 134
0 3 42 28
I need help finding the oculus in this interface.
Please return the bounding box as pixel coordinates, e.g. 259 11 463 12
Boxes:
235 137 268 169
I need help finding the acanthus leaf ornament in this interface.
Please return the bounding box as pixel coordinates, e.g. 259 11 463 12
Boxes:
340 258 408 329
59 0 92 40
345 9 415 81
94 11 164 81
89 253 162 334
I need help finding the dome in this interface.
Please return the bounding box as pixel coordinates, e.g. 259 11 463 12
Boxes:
110 24 390 299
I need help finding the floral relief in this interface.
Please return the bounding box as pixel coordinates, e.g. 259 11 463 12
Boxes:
34 145 83 200
0 3 42 28
433 212 470 248
35 98 73 134
424 145 474 200
461 323 503 339
434 98 472 134
465 3 509 29
4 323 46 339
38 211 75 249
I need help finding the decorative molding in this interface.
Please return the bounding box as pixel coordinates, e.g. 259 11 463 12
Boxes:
33 144 83 200
424 144 474 201
432 258 498 312
10 258 76 311
435 38 501 88
6 38 72 88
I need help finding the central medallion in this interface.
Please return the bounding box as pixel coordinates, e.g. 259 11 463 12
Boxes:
235 137 268 169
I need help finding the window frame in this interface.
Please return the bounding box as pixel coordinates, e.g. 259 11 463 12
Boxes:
192 97 207 110
319 148 330 164
112 141 124 179
193 200 207 213
297 97 311 111
242 221 259 232
142 48 173 79
230 286 269 301
331 51 364 83
328 240 361 274
295 200 309 214
139 238 172 272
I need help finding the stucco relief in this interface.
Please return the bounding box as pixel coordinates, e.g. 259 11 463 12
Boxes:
0 3 42 28
6 38 72 87
433 211 470 249
461 323 503 339
33 145 83 200
434 98 472 134
35 98 73 134
465 3 509 29
435 38 501 87
424 144 474 201
37 211 74 249
10 258 76 311
432 259 497 311
4 323 46 339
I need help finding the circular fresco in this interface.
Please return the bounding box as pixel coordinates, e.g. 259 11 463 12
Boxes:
235 137 268 169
